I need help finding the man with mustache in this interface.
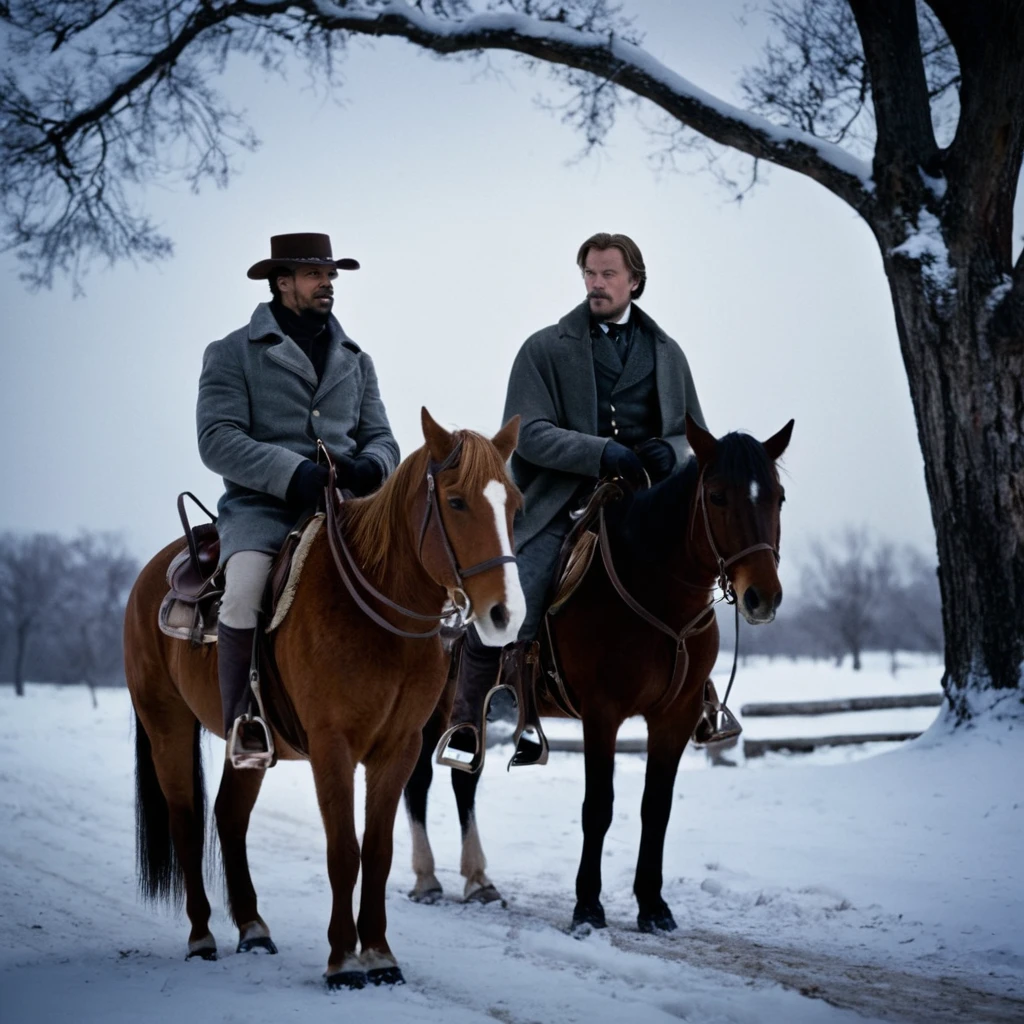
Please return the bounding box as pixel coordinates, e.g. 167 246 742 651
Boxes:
196 233 399 767
445 232 706 770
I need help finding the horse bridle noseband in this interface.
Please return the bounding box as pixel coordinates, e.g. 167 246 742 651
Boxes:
322 439 517 640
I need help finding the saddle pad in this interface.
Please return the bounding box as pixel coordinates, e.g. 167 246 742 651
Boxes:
267 514 323 633
547 529 599 616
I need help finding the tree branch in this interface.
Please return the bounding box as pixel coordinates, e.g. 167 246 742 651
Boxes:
847 0 938 189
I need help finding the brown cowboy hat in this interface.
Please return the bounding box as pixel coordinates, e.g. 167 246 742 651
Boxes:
247 232 360 280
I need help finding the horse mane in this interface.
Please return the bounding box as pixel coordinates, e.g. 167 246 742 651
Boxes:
616 431 779 553
343 430 522 576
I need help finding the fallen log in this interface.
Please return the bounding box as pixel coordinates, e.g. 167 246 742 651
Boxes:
743 731 922 758
546 737 648 754
740 694 943 717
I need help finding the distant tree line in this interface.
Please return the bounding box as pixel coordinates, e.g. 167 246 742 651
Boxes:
732 527 943 670
0 532 138 702
0 526 940 696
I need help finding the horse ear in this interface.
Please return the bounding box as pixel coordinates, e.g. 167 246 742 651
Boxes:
421 407 454 462
762 419 794 461
686 414 717 465
491 415 520 462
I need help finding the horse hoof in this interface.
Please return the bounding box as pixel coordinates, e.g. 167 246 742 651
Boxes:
325 970 367 991
465 884 505 906
408 885 443 905
186 936 217 961
238 935 278 954
367 966 406 987
637 908 678 934
571 902 607 935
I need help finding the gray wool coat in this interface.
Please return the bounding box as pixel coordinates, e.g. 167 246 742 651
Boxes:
503 300 706 551
196 303 400 564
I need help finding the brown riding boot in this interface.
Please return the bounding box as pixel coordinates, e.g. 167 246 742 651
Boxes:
218 623 273 770
436 627 502 773
500 640 549 769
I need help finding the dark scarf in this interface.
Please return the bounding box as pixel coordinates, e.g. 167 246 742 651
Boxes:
270 299 331 382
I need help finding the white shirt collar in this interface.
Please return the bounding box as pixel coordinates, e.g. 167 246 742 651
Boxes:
599 303 632 332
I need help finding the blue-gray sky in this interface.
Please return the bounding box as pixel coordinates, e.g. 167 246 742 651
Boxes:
5 0 996 573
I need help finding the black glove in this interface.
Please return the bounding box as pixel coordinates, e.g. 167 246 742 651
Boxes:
634 437 676 482
286 460 330 511
600 440 647 489
334 454 384 497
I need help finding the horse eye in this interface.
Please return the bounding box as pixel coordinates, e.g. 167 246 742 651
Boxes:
447 496 467 511
708 492 727 507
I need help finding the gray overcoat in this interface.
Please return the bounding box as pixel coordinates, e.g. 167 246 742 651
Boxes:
196 303 400 564
503 300 706 551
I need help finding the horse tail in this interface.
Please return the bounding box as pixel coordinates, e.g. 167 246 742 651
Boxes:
134 711 206 907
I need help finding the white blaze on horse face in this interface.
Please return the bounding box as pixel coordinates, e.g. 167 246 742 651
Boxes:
750 480 760 503
472 479 526 646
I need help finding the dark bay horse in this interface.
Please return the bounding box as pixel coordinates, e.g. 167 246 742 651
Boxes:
403 415 793 930
124 409 522 988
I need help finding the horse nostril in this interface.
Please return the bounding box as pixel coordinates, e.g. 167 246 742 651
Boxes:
743 588 761 613
490 603 510 630
773 591 783 611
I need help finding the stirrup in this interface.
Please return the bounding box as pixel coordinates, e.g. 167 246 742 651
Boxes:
508 724 549 770
436 681 515 774
228 715 274 770
692 700 742 746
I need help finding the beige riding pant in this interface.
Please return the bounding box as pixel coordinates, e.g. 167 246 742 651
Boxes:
219 551 274 630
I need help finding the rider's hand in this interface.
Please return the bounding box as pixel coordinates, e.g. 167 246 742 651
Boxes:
334 454 384 497
600 440 647 489
634 437 676 482
286 460 330 511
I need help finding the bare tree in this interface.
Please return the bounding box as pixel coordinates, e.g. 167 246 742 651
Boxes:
2 1 1022 719
58 533 138 705
799 528 894 671
0 533 71 695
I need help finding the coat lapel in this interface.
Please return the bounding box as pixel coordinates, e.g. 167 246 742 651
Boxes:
612 328 655 394
592 328 624 374
314 319 359 402
559 302 599 433
248 304 318 387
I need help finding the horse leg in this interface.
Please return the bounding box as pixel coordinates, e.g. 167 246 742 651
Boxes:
309 737 363 989
452 767 502 904
633 721 688 933
572 715 619 933
214 761 277 953
134 705 214 959
403 709 444 904
358 732 423 986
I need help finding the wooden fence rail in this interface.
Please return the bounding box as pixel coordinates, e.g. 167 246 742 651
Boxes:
740 693 944 717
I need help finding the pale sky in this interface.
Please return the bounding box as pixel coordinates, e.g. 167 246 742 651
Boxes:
5 0 1001 580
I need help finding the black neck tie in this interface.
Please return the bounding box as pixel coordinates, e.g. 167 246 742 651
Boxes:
606 322 629 362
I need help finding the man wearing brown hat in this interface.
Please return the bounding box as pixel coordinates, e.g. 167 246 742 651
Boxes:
197 233 399 767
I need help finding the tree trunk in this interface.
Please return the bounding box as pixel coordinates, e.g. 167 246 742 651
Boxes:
13 622 28 697
883 260 1024 720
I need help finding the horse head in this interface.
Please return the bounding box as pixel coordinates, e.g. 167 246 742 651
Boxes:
685 414 794 625
420 408 525 646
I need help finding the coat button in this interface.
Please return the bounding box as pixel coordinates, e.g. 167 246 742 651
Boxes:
610 404 616 412
312 409 321 417
613 428 619 436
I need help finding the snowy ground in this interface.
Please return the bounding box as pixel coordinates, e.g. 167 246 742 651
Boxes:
1 655 1022 1024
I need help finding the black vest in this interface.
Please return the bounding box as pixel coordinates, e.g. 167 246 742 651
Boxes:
592 319 661 446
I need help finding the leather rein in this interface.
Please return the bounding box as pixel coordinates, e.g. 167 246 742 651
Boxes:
595 466 779 715
322 440 516 640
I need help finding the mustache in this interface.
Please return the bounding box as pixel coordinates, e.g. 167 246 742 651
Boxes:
588 290 611 300
314 291 334 298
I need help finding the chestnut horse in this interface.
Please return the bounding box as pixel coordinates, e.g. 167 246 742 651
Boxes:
124 410 522 988
403 416 793 931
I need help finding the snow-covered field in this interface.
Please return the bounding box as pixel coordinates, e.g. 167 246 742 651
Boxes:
1 655 1022 1024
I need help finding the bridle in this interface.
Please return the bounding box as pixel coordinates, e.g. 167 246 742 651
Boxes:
591 466 780 715
322 439 517 640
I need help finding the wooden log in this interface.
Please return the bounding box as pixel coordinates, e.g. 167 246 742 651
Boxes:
740 693 943 717
743 731 922 758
